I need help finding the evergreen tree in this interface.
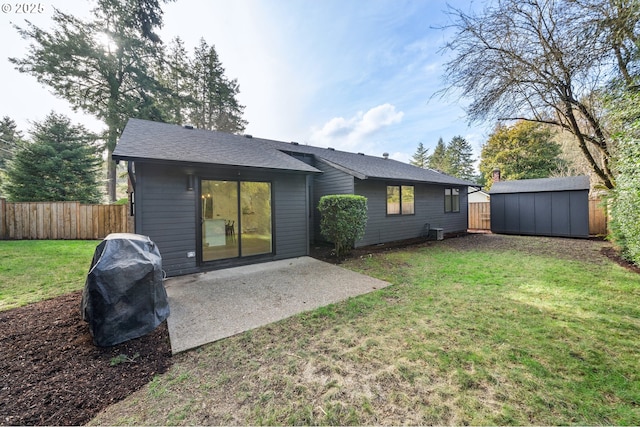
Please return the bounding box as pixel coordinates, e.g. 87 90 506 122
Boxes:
0 116 23 171
479 121 564 189
156 36 194 124
446 136 476 181
10 0 169 201
427 137 450 172
4 113 102 203
410 142 429 168
189 39 247 133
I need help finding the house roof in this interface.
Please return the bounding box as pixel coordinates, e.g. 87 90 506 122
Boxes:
260 140 476 186
113 119 321 174
489 176 590 194
114 118 477 186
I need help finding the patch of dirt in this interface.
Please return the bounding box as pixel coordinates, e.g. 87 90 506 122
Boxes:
312 233 629 270
601 246 640 274
0 290 172 426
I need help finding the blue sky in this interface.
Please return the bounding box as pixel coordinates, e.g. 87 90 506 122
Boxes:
0 0 489 164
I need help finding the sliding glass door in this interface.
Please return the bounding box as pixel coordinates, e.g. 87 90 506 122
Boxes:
201 180 272 262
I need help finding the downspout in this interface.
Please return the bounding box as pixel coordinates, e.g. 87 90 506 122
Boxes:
127 161 136 221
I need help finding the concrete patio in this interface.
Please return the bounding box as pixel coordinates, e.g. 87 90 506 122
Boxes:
164 256 390 354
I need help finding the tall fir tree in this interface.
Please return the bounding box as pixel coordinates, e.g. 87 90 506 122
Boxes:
410 142 429 168
427 137 450 172
156 36 194 125
10 0 170 201
189 39 247 133
3 113 102 203
446 136 476 181
0 116 23 171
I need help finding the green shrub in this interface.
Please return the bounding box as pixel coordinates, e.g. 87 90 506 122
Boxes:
318 195 368 257
609 135 640 266
607 85 640 266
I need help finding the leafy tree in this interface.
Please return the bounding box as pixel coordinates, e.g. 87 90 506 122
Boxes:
440 0 640 189
10 0 170 201
189 38 247 133
446 135 475 181
0 116 23 172
479 121 564 189
410 142 429 168
3 113 102 203
427 137 449 172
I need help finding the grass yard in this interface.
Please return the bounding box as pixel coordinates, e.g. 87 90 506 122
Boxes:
89 234 640 426
0 240 98 311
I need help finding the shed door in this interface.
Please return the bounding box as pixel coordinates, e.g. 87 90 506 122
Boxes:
201 180 272 262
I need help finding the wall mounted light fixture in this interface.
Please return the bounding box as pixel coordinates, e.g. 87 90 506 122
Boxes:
187 174 194 191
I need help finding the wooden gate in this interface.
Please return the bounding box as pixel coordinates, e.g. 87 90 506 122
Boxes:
468 202 491 231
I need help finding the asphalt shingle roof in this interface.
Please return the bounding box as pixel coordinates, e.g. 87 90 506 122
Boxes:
114 118 477 186
260 140 476 186
113 119 320 174
489 176 590 194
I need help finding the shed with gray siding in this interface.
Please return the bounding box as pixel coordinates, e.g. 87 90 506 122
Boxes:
489 176 590 238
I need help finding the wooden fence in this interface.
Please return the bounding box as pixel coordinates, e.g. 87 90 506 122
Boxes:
468 199 608 235
588 198 608 236
0 199 132 240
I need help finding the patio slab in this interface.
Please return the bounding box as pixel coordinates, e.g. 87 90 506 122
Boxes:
164 256 390 354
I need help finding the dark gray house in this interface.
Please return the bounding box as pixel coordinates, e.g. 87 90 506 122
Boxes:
489 175 590 238
113 118 476 276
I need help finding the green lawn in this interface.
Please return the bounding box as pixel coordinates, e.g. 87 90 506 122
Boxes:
0 240 98 311
89 235 640 426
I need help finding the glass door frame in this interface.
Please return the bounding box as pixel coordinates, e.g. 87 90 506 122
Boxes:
196 176 275 267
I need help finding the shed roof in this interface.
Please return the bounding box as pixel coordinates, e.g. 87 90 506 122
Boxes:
113 119 320 174
489 176 590 194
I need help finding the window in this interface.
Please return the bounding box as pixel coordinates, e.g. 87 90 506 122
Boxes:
387 185 415 215
445 188 460 213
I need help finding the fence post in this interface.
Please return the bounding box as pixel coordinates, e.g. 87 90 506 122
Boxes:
0 198 5 239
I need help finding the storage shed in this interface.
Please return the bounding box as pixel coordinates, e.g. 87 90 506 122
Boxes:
489 176 590 238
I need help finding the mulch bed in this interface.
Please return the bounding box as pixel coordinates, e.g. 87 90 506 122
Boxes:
1 234 637 426
0 290 172 426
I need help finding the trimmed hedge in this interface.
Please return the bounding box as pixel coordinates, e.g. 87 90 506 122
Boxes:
607 86 640 267
609 134 640 266
318 195 368 257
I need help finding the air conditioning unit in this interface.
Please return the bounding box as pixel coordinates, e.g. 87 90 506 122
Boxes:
429 227 444 241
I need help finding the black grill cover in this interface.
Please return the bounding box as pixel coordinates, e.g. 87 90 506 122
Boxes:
81 233 170 346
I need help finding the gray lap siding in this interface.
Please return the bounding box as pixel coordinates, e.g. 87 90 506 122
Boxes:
134 162 309 276
311 161 355 243
354 179 468 247
135 163 198 276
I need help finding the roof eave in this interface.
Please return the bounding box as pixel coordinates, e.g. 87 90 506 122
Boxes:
112 154 322 175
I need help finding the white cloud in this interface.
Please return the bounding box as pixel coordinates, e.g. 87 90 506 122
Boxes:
309 103 404 151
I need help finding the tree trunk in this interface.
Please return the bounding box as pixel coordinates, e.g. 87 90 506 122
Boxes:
106 149 117 202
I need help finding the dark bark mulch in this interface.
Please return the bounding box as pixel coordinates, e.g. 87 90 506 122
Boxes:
0 290 172 426
601 246 640 274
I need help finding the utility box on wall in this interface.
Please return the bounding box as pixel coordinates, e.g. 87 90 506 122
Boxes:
489 176 590 238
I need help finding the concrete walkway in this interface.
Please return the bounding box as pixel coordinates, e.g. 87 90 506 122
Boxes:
164 256 390 354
